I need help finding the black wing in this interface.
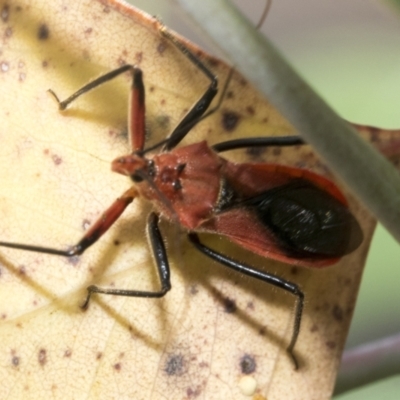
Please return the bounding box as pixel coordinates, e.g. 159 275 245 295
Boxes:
241 179 363 259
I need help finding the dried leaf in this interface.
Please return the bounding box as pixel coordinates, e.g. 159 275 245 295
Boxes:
0 1 398 399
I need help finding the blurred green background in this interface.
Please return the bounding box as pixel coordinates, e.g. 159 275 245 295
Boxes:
128 0 400 397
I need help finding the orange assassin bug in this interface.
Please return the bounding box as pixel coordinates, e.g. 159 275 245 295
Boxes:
0 26 363 369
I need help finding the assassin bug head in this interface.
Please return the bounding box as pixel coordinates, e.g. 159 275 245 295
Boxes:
112 153 154 182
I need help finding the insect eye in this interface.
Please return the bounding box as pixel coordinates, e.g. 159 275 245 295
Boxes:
131 173 144 182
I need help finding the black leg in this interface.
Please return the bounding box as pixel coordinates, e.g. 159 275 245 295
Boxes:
81 212 171 309
160 27 219 151
212 136 305 153
0 188 136 257
187 232 304 369
48 64 148 152
48 64 138 110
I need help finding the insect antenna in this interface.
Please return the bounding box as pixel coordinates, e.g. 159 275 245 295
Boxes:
135 138 171 156
256 0 272 30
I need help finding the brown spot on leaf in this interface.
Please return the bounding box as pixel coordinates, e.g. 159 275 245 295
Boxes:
37 24 49 40
326 341 336 350
222 111 240 132
42 60 48 68
246 146 266 159
12 355 19 366
240 354 256 374
199 361 209 368
223 297 236 313
186 386 202 398
1 4 9 22
64 349 72 357
135 51 143 63
246 106 255 115
96 352 102 360
157 41 166 54
38 348 47 366
164 354 186 376
189 285 198 295
272 147 282 156
290 267 299 275
332 304 343 322
114 363 121 371
51 154 62 165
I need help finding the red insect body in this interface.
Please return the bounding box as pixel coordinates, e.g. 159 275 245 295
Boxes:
113 140 360 268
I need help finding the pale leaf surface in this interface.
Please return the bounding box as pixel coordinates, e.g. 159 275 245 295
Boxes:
0 1 397 399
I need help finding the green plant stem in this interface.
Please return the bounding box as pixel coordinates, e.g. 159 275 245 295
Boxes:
335 333 400 394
